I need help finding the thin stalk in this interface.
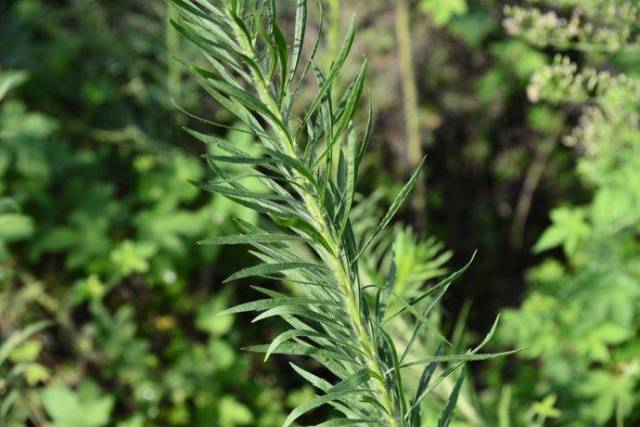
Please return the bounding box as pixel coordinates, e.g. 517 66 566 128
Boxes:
228 12 401 426
395 0 427 229
498 386 512 427
166 5 182 100
325 0 342 76
510 134 558 249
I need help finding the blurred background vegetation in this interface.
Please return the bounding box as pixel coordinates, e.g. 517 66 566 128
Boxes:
2 0 639 425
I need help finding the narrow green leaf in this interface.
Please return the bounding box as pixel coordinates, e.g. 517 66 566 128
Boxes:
385 252 476 324
356 98 374 171
283 369 371 427
290 362 333 391
264 148 317 186
272 216 335 256
315 420 378 426
400 349 521 369
184 127 252 156
408 346 441 425
197 181 294 202
334 59 368 139
438 373 465 427
398 282 453 364
302 16 356 125
378 327 407 415
196 76 265 134
198 233 305 246
272 24 289 100
167 0 211 21
224 262 327 282
285 0 323 119
266 329 325 361
311 62 334 144
244 342 354 363
170 19 246 83
472 314 501 354
252 306 344 329
287 0 308 88
219 193 298 218
356 156 427 261
218 297 330 316
193 66 289 135
338 127 358 237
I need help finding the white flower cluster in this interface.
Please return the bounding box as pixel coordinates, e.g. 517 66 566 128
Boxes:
566 91 640 158
503 6 581 48
504 0 639 52
507 0 640 159
527 55 640 103
527 55 640 156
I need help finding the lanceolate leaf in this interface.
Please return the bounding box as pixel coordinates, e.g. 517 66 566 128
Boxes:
337 128 358 237
283 369 371 427
184 127 253 156
217 297 332 316
287 0 308 89
408 347 441 426
266 329 324 361
334 60 368 139
385 251 477 324
356 99 374 171
252 305 345 328
198 233 306 246
244 342 355 364
224 261 327 282
302 16 356 126
355 156 427 261
438 373 465 427
399 349 520 369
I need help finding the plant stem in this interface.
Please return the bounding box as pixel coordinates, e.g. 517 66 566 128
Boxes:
395 0 427 229
166 5 181 100
326 0 342 82
510 135 557 249
228 11 401 426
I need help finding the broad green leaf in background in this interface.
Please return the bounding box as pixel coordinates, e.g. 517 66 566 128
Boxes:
419 0 468 27
534 207 590 256
41 382 114 427
218 396 254 427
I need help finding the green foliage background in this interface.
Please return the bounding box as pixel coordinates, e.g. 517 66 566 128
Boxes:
2 0 639 425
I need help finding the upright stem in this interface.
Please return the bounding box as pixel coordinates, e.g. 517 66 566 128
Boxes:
326 0 342 76
166 5 182 100
510 135 558 249
228 12 401 426
395 0 427 229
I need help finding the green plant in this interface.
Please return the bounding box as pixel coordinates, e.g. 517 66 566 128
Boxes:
0 71 34 262
419 0 467 28
170 1 509 425
492 0 640 425
0 68 50 426
40 381 115 427
0 321 49 424
357 221 486 426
